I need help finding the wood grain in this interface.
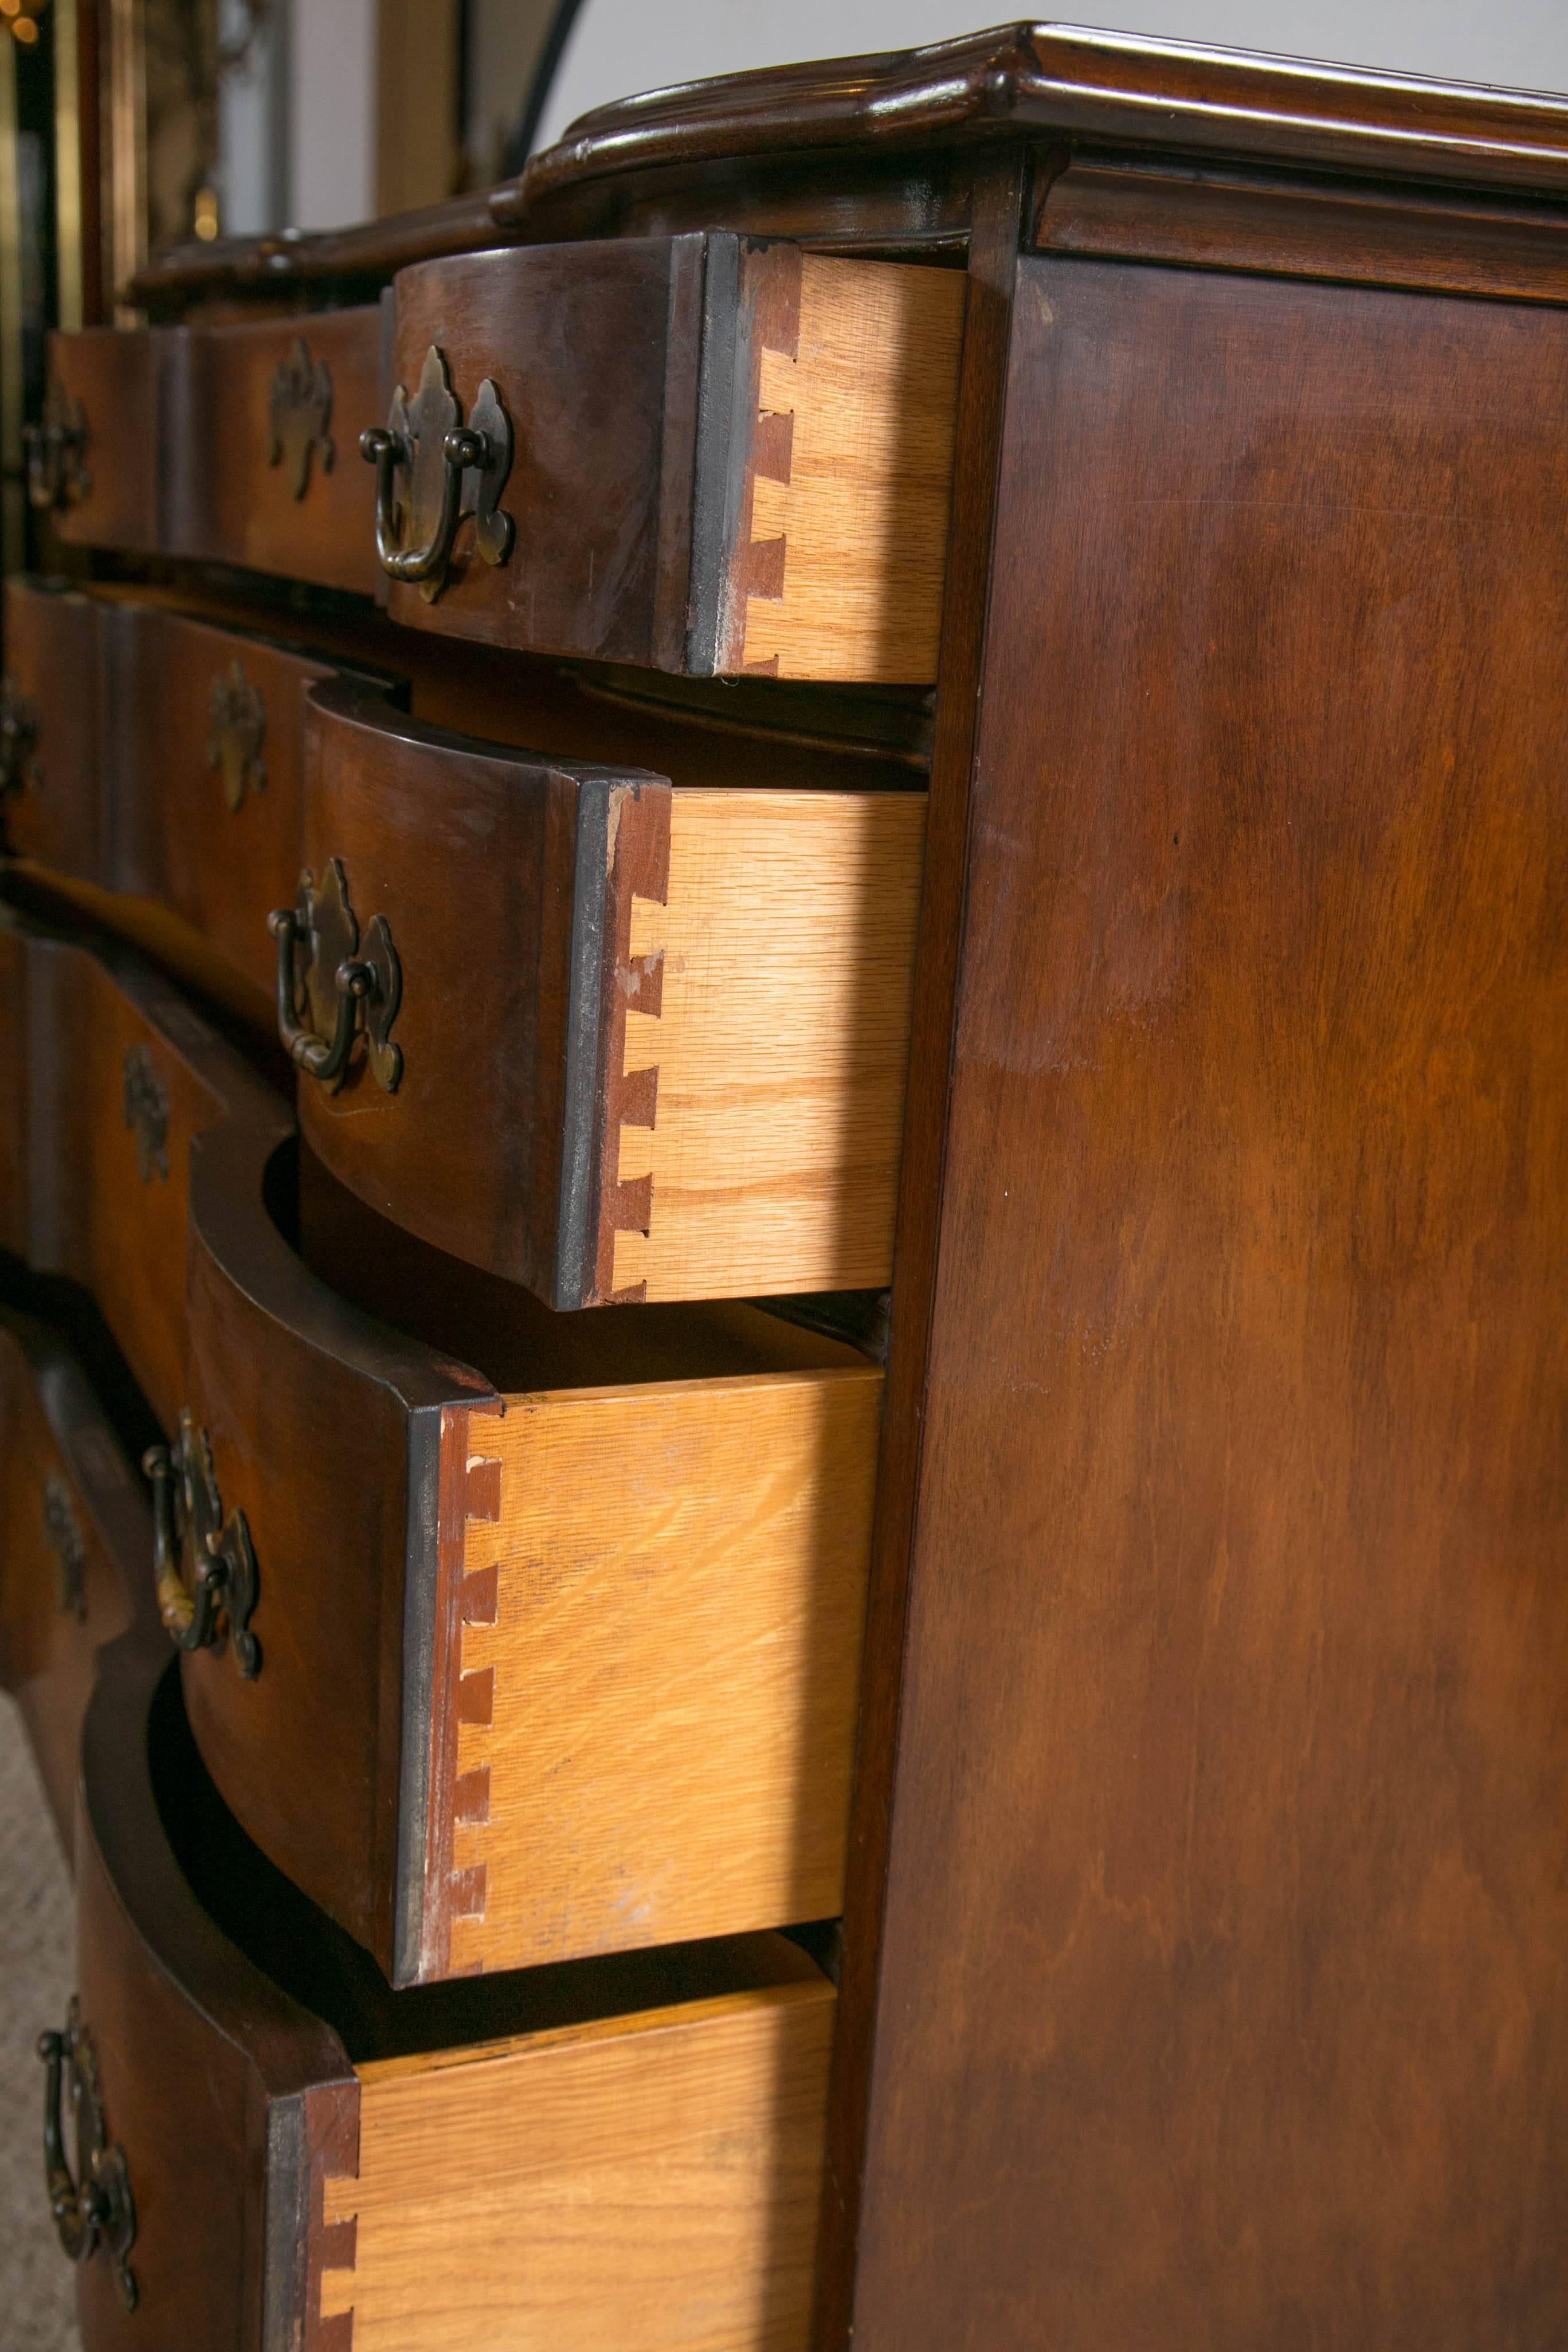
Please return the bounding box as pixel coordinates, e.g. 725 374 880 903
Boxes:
447 1366 881 1974
609 788 926 1302
109 602 339 996
47 326 163 551
1 578 105 882
850 256 1568 2349
1037 156 1568 307
726 251 964 683
177 309 383 594
0 1311 135 1856
319 1974 836 2351
814 149 1029 2352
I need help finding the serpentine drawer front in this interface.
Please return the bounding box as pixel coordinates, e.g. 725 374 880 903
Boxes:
379 236 965 679
40 309 383 594
181 1115 880 1988
61 1603 833 2349
3 576 373 995
38 244 965 680
2 577 104 881
289 679 926 1304
29 327 159 551
0 1312 139 1857
0 907 289 1431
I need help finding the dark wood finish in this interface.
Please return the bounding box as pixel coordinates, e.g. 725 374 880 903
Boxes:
0 905 284 1432
174 309 384 594
181 1114 476 1986
509 22 1568 215
128 186 508 316
185 1109 863 1985
70 1597 833 2347
48 327 165 551
4 578 382 996
2 578 106 881
1037 156 1568 305
814 146 1027 2352
847 254 1568 2350
74 1640 352 2351
385 237 708 667
109 606 342 997
0 1310 138 1855
126 22 1568 315
294 679 627 1308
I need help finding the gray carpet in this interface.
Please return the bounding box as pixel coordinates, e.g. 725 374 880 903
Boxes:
0 1696 82 2351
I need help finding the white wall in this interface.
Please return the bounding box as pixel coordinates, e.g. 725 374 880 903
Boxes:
534 0 1568 154
289 0 377 230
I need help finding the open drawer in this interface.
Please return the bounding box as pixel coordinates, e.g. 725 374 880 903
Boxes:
283 679 926 1304
179 1111 880 1988
58 1612 832 2348
378 234 966 681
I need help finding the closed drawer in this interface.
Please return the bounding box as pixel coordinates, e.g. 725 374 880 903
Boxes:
39 309 383 594
284 680 924 1303
376 236 964 681
35 327 162 551
2 577 105 880
61 1618 832 2349
0 903 288 1429
179 1112 878 1986
0 1310 138 1855
3 575 381 995
175 308 383 591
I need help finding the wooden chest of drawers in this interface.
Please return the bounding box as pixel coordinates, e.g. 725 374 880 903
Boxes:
6 21 1568 2352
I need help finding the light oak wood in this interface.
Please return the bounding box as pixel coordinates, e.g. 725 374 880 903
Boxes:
319 1973 836 2351
612 788 926 1302
728 254 966 682
448 1366 881 1974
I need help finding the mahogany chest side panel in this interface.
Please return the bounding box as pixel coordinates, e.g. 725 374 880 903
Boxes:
850 256 1568 2350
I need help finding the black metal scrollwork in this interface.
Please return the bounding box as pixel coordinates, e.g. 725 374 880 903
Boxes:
143 1410 261 1677
23 377 91 512
268 857 403 1093
207 657 268 811
268 335 335 500
37 2000 138 2313
0 672 41 802
360 343 513 603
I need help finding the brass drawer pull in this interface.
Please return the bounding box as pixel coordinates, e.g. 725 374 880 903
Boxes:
22 378 91 512
143 1410 261 1678
360 343 513 603
268 857 403 1093
38 1998 138 2314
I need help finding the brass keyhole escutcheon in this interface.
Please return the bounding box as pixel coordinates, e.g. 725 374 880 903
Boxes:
268 335 335 500
123 1043 170 1185
23 377 91 512
0 672 42 803
207 658 268 812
